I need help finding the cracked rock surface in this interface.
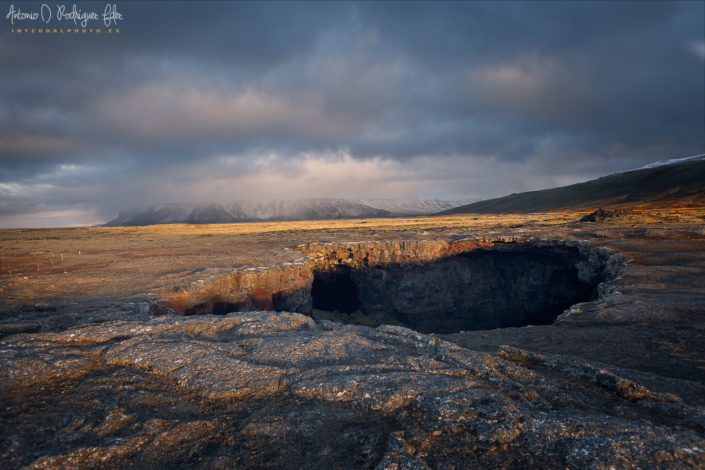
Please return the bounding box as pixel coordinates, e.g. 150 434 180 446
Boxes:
2 309 704 468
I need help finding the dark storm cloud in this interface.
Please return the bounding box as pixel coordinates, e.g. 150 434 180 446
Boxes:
0 1 703 226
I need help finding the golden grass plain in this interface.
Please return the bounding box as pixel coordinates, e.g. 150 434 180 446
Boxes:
1 207 704 306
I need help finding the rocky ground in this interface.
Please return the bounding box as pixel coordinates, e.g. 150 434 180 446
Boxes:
1 209 704 468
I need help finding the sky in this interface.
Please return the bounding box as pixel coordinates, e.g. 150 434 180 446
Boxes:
1 1 704 228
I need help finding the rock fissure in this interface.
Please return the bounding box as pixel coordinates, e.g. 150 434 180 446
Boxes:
155 239 622 335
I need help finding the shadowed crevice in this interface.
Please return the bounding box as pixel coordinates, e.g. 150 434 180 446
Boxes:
308 245 606 334
311 267 359 313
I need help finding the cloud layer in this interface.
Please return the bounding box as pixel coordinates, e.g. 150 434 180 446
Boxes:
1 1 704 227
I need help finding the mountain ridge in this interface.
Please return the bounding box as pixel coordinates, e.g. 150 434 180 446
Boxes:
441 156 705 215
104 198 467 226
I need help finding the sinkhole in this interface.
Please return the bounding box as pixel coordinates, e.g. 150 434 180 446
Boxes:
162 241 618 335
307 244 610 334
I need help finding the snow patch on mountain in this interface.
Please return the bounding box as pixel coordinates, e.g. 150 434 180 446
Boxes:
104 198 474 226
358 199 476 215
622 154 705 173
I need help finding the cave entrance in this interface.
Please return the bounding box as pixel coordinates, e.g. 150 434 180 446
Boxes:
308 245 609 334
311 267 359 313
162 242 615 336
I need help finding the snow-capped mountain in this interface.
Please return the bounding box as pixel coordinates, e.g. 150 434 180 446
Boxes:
103 199 383 226
228 199 392 221
104 198 473 226
357 199 476 215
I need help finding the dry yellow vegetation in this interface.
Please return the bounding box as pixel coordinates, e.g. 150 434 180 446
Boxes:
1 207 703 305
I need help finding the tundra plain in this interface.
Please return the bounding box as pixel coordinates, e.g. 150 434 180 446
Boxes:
2 208 705 468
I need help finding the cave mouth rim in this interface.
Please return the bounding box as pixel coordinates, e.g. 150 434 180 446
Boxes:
156 240 619 336
307 245 607 334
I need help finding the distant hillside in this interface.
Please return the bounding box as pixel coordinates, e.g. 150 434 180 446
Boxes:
105 199 391 226
357 199 475 215
442 155 705 215
104 198 469 226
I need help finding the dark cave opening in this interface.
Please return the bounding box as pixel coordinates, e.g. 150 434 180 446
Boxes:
161 242 616 335
309 245 607 334
311 267 359 313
